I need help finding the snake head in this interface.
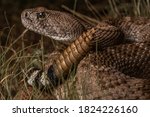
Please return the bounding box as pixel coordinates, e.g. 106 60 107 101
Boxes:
21 7 85 42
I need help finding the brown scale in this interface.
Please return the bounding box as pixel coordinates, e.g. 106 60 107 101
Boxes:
75 42 150 99
52 24 122 79
53 30 94 78
22 7 150 99
105 16 150 42
91 42 150 79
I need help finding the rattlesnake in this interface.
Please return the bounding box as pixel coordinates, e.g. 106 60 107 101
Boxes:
21 7 150 99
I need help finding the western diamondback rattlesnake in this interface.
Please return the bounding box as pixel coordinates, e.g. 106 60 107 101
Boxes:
21 7 150 99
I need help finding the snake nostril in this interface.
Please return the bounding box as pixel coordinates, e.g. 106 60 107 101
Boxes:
25 12 28 17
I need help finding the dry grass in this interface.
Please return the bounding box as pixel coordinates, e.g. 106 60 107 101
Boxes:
0 0 150 100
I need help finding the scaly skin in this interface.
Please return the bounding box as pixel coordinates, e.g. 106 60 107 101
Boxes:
21 7 150 99
21 7 150 43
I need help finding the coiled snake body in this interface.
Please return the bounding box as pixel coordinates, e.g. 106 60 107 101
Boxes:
21 7 150 99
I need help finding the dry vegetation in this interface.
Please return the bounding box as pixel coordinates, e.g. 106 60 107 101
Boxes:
0 0 150 100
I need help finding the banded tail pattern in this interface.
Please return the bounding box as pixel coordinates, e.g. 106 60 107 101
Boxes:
28 24 122 88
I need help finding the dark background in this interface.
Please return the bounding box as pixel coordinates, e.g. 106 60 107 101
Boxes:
0 0 135 46
0 0 106 28
0 0 110 47
0 0 133 29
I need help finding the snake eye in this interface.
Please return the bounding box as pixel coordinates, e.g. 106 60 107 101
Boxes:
36 12 46 19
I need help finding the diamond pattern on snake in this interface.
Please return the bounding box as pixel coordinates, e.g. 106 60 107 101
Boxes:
21 7 150 99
